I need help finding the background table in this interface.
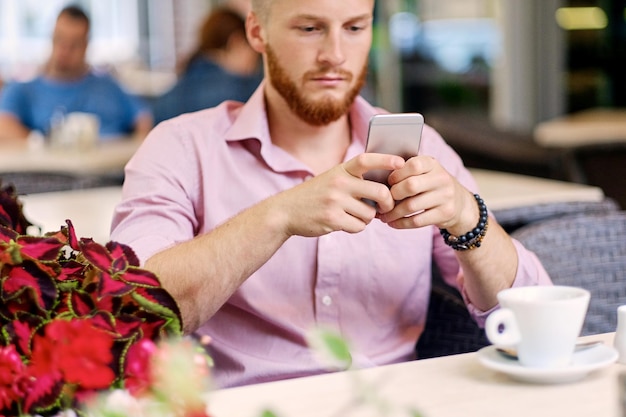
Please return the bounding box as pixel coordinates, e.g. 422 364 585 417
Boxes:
207 333 621 417
469 168 603 211
0 138 140 175
534 108 626 148
20 186 122 244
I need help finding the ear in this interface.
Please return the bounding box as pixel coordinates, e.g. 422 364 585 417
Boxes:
246 11 266 53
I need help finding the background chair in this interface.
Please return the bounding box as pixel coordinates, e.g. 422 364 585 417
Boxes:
416 265 490 359
0 172 121 195
492 198 620 233
565 142 626 209
417 208 626 358
511 211 626 335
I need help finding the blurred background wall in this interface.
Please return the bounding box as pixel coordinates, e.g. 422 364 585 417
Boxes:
0 0 624 133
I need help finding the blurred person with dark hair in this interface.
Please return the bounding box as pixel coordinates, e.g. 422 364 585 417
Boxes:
151 6 262 124
0 5 153 142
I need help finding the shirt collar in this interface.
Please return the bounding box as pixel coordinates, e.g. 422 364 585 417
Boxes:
224 81 384 173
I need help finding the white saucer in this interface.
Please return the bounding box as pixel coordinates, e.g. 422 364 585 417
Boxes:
477 344 618 384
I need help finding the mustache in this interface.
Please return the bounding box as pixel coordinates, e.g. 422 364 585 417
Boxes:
304 68 353 81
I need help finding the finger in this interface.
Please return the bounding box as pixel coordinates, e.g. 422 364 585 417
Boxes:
387 156 433 186
385 210 432 229
380 191 433 225
344 153 405 179
343 199 379 230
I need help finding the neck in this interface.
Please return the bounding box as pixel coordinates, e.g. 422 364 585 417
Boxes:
265 87 352 175
44 62 89 81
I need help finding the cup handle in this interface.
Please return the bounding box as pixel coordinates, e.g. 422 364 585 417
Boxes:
485 308 521 347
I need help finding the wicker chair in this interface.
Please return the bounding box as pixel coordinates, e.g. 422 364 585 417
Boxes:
417 208 626 358
416 266 490 359
492 198 620 233
511 211 626 335
0 172 122 195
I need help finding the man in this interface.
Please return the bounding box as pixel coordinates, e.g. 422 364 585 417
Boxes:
0 5 152 142
111 0 551 388
151 6 262 124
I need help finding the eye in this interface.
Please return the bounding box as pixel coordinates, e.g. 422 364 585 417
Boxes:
299 25 319 33
347 25 365 32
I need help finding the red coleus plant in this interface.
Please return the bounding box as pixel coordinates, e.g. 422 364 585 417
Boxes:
0 182 183 417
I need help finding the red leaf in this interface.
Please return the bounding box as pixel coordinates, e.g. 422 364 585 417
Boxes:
69 290 96 317
57 260 85 282
3 262 58 311
16 236 64 261
119 268 161 288
107 241 140 267
12 320 35 356
90 311 117 334
97 271 133 297
43 229 68 244
0 224 18 242
134 286 181 314
81 240 114 272
93 294 116 314
23 368 64 413
112 315 142 339
138 317 168 340
0 204 10 226
64 219 80 251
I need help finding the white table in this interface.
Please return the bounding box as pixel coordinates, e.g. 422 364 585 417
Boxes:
534 108 626 148
0 138 140 175
469 168 604 211
207 333 621 417
20 186 122 244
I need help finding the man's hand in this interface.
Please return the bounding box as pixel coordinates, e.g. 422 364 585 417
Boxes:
378 155 478 235
276 153 405 237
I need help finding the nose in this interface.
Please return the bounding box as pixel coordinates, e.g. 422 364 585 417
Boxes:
318 28 346 67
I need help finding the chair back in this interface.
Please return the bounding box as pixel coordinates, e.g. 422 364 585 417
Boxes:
511 211 626 335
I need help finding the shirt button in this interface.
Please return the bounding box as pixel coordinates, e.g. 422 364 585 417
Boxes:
322 295 332 306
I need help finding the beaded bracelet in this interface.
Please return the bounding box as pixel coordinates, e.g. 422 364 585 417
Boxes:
439 194 489 251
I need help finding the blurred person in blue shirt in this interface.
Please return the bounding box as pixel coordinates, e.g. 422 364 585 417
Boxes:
151 6 262 125
0 5 153 143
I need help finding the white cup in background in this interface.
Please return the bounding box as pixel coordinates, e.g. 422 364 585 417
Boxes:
64 112 100 149
50 112 100 150
485 285 590 368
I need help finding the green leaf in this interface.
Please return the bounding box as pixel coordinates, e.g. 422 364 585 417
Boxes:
130 291 182 336
321 331 352 364
307 328 353 369
407 408 425 417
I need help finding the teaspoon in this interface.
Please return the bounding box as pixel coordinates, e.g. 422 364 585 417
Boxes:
496 340 603 360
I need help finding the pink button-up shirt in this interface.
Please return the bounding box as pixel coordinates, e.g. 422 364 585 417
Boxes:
111 83 550 388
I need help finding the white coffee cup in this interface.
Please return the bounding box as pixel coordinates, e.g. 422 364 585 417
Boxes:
485 285 590 368
51 112 100 150
65 112 100 149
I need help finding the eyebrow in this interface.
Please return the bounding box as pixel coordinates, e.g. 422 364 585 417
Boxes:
292 13 373 23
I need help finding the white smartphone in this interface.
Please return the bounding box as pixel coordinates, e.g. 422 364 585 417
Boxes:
363 113 424 186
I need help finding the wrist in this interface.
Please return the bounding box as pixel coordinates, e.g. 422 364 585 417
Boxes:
440 194 489 251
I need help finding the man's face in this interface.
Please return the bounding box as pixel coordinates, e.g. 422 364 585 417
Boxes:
48 14 89 78
260 0 374 125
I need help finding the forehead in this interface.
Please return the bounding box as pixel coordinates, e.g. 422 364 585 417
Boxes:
54 14 89 37
268 0 374 22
